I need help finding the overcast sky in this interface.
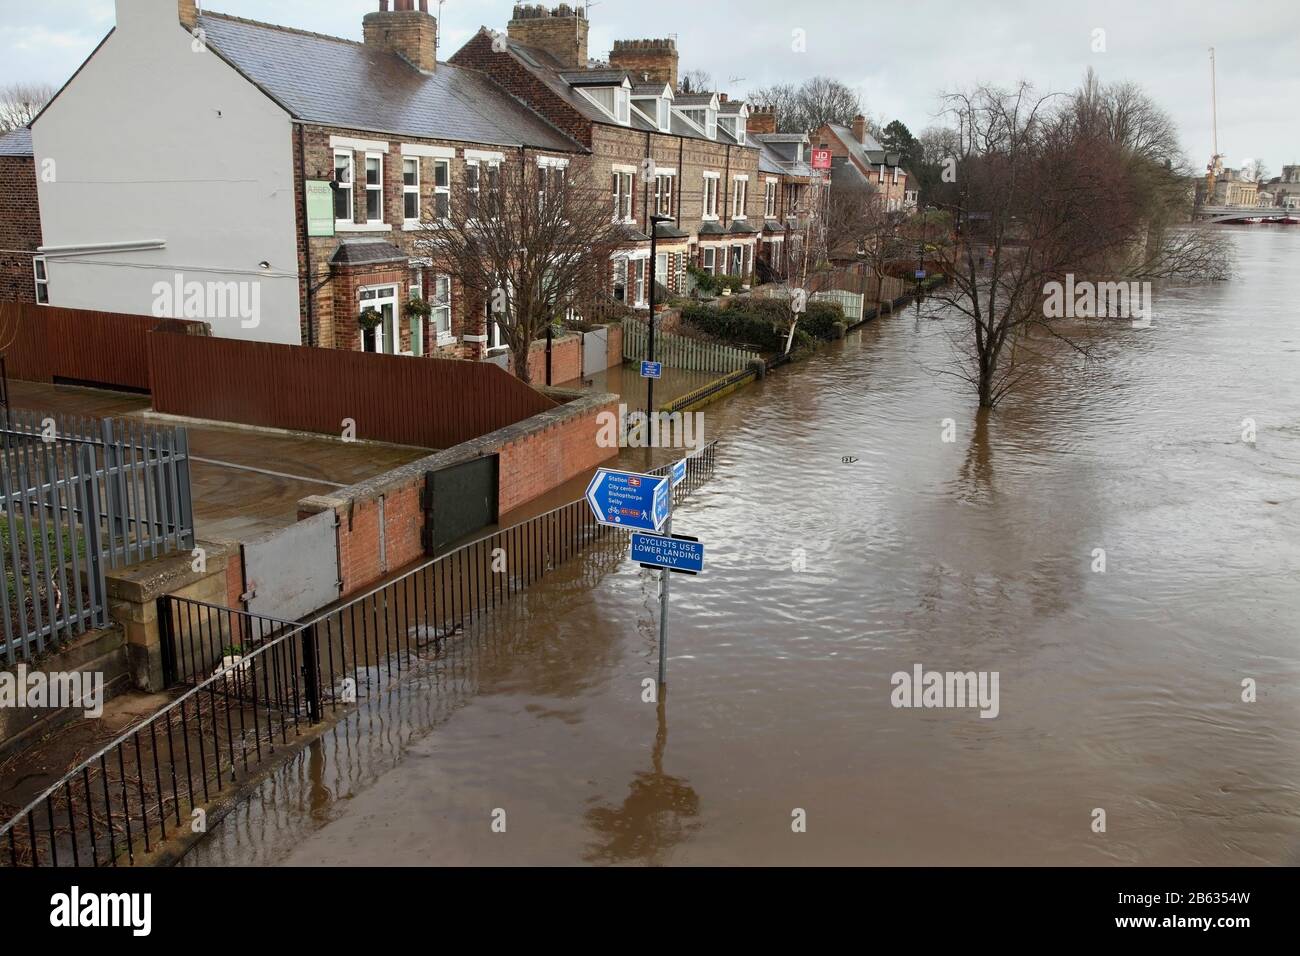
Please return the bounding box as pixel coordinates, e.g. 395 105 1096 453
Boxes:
3 0 1296 173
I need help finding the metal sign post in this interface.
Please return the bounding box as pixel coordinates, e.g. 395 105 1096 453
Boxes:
585 463 705 686
657 516 672 685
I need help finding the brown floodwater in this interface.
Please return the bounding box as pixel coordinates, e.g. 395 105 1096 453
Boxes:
187 226 1300 866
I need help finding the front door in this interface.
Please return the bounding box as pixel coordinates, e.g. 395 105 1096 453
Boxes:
359 285 399 354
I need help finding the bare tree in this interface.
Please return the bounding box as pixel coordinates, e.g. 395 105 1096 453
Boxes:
1241 158 1269 183
0 82 54 132
414 159 625 384
928 83 1138 408
926 79 1230 409
678 69 714 95
747 77 864 134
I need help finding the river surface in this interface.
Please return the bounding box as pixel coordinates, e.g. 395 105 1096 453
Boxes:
189 227 1300 866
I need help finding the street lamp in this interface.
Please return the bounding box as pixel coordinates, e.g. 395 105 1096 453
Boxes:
646 214 674 418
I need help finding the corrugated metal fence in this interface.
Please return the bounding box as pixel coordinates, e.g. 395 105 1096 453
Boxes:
622 317 759 373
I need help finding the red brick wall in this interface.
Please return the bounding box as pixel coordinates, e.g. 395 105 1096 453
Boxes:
308 393 619 597
497 397 619 513
296 121 586 354
512 332 581 384
0 155 41 304
605 321 622 369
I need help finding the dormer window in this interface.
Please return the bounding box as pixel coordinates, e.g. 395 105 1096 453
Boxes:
583 82 633 126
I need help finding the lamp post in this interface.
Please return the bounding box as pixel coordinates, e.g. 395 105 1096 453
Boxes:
645 214 674 418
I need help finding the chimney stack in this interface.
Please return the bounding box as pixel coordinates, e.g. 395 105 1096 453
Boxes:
364 0 438 74
851 114 867 145
179 0 198 29
608 38 678 90
749 107 777 135
507 5 589 69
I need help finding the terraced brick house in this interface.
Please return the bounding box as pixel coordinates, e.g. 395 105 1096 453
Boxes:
748 108 817 283
814 116 917 213
30 0 584 358
450 4 764 306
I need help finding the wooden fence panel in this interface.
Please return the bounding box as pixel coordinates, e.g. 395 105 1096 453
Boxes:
146 333 558 450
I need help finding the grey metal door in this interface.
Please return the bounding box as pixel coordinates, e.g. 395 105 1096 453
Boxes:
241 509 341 621
583 327 609 377
423 455 499 554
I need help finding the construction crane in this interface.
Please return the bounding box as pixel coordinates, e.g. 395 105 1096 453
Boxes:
1206 47 1224 201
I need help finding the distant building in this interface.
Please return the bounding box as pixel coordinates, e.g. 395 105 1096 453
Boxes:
1261 165 1300 208
812 117 915 212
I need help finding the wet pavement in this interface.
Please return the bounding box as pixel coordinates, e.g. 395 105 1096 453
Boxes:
191 227 1300 865
6 380 429 542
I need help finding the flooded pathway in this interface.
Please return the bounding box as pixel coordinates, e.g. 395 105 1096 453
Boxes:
189 227 1300 866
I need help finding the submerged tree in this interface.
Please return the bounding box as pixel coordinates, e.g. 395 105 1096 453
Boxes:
926 76 1230 409
415 159 625 384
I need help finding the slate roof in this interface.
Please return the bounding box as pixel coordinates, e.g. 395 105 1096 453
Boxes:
824 123 902 175
330 240 409 265
830 155 871 188
753 134 814 179
494 32 755 151
560 69 631 87
0 128 33 156
198 14 581 152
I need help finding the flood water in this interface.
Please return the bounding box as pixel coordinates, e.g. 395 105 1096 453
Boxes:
189 227 1300 866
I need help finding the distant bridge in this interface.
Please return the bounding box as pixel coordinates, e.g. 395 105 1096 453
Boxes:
1195 205 1299 224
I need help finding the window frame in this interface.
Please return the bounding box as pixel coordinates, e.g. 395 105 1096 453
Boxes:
702 172 720 220
432 274 453 345
465 161 481 220
364 152 385 224
33 256 49 305
655 172 675 218
403 157 421 224
612 169 634 222
334 150 355 223
731 176 748 220
764 179 778 218
433 158 451 221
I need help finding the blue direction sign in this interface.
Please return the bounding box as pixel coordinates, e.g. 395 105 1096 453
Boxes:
671 457 687 487
915 269 927 279
640 360 663 379
632 533 705 575
585 468 670 533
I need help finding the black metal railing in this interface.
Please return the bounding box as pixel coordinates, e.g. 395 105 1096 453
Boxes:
0 440 719 866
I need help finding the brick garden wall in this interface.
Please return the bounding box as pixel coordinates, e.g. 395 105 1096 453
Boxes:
299 391 619 598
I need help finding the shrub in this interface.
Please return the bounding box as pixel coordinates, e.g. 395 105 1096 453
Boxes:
800 300 846 341
681 303 786 352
